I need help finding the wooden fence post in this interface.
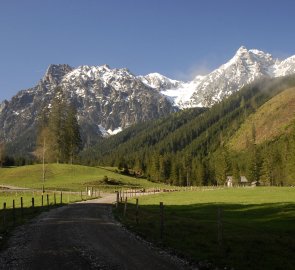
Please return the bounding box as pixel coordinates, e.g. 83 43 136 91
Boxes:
20 197 23 218
3 202 6 228
124 197 127 217
116 191 119 208
60 192 63 204
135 198 139 225
41 194 44 207
217 207 223 249
160 202 164 241
54 193 56 205
32 197 35 208
47 194 49 208
12 199 16 225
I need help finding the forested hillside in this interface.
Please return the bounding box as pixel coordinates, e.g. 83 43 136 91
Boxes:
82 75 295 186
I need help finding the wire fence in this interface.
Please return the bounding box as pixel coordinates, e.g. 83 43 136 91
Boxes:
114 189 295 269
0 188 101 236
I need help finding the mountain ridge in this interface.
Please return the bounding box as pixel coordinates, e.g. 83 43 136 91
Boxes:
157 46 295 108
1 46 295 156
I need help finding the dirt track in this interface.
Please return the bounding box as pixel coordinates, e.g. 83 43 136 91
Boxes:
0 194 190 270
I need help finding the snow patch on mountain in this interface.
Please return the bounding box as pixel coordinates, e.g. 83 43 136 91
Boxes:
108 127 123 135
138 73 181 91
98 125 123 137
273 55 295 77
161 76 205 108
153 46 295 108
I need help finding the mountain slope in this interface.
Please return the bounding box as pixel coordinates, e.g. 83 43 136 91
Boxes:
80 106 207 165
87 75 295 185
228 86 295 151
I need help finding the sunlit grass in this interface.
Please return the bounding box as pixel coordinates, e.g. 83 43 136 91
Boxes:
0 164 165 191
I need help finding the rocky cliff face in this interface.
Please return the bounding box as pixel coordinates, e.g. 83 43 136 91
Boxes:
0 64 176 150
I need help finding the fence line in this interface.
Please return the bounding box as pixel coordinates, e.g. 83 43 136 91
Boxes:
0 189 101 233
115 191 290 254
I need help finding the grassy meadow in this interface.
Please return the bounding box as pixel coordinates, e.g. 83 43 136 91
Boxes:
114 187 295 270
0 164 165 191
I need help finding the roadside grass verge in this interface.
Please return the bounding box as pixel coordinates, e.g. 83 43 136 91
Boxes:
114 187 295 270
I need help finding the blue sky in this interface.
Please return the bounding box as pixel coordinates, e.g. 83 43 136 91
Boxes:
1 0 295 101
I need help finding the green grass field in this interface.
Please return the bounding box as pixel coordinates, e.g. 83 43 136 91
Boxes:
0 164 164 191
114 187 295 270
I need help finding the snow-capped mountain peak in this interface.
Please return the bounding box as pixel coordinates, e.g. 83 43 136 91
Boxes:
160 46 295 108
42 64 73 86
273 55 295 77
138 72 181 91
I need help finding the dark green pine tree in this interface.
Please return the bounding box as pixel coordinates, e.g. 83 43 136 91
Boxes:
158 154 171 183
246 124 262 183
149 153 160 182
247 144 261 182
192 158 206 186
0 142 5 168
65 104 82 164
181 153 192 186
285 124 295 185
214 147 231 185
259 147 274 186
48 87 66 163
232 161 240 186
170 160 180 186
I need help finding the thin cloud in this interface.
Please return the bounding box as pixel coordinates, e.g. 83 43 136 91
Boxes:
173 61 213 82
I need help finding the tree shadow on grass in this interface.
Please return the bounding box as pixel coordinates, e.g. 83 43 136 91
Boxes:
115 202 295 270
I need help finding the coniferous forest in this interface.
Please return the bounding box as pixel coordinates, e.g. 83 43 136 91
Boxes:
80 75 295 186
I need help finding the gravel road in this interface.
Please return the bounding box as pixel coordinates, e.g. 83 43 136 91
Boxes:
0 194 191 270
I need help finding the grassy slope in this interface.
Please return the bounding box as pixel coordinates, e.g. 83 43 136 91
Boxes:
115 188 295 270
0 164 164 191
228 87 295 151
